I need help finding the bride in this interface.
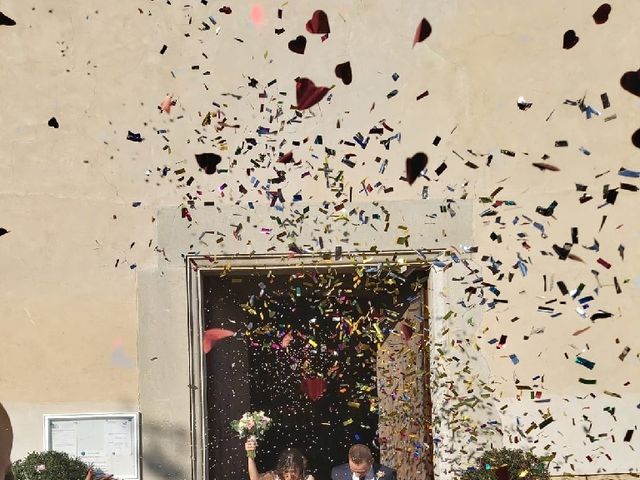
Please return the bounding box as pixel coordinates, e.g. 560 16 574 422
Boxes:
245 438 315 480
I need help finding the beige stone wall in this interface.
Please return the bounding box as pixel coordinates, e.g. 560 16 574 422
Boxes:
1 0 638 478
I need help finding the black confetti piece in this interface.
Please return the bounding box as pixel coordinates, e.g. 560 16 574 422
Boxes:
196 153 223 174
405 152 428 185
563 30 579 49
127 131 143 142
593 4 611 24
0 11 16 26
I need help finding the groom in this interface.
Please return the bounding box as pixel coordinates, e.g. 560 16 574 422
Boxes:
331 444 396 480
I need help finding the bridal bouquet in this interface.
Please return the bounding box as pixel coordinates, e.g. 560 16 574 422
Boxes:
230 411 272 458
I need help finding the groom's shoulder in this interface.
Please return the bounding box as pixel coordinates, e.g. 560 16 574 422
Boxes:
332 462 349 471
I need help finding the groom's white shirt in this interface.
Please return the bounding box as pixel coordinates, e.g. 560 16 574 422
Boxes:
352 466 374 480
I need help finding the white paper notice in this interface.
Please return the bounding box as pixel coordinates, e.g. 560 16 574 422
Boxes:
105 419 132 456
79 452 110 473
51 422 77 457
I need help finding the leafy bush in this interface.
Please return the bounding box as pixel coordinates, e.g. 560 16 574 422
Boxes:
12 451 90 480
460 448 550 480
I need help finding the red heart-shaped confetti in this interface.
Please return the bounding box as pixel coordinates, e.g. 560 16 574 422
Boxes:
406 152 428 185
203 328 234 354
195 153 222 174
593 4 611 24
300 377 327 402
288 35 307 54
400 323 414 341
277 151 294 163
413 18 432 46
632 128 640 149
306 10 330 34
294 77 330 110
621 69 640 97
334 61 352 85
563 29 579 49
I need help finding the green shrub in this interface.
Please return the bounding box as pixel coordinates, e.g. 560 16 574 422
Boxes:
460 448 551 480
12 451 91 480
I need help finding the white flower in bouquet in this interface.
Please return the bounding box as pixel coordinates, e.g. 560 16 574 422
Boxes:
230 411 272 458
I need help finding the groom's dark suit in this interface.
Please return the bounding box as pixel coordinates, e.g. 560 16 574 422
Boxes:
330 463 396 480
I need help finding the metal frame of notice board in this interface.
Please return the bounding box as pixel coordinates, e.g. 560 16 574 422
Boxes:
43 413 141 480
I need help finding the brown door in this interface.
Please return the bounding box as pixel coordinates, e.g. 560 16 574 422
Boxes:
377 286 434 479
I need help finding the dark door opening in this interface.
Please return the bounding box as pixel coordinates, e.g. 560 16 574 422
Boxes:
202 266 428 479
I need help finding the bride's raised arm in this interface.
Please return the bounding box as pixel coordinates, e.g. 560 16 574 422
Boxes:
245 438 261 480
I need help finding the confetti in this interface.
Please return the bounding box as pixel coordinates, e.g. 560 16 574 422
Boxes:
294 77 331 110
288 35 307 55
593 4 612 24
563 30 579 49
0 11 16 26
203 328 235 354
250 4 265 26
334 61 352 85
195 153 222 174
405 152 428 185
517 96 533 110
126 131 143 142
305 10 330 34
413 18 432 46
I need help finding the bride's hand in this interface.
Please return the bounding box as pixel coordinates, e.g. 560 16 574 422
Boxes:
245 437 258 454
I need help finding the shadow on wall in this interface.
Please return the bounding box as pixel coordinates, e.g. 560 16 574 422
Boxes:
141 420 189 480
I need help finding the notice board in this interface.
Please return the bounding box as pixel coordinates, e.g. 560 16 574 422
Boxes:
44 413 140 480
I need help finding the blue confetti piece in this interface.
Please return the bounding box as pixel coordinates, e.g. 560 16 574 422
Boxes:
533 222 545 235
578 296 594 305
517 259 528 276
509 354 520 365
576 356 595 369
619 168 640 178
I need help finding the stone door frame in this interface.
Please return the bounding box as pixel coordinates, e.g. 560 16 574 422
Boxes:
185 249 444 480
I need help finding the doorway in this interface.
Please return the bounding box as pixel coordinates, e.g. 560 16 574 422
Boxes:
189 255 434 480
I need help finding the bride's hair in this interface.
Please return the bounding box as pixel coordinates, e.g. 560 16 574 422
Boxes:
275 448 305 477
